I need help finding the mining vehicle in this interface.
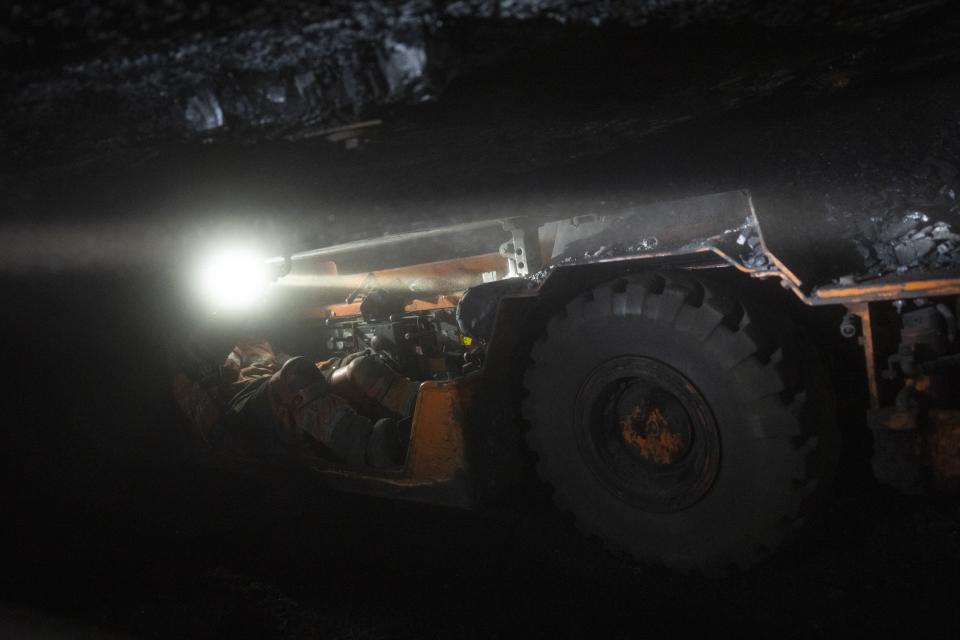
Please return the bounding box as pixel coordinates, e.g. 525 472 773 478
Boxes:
186 189 960 573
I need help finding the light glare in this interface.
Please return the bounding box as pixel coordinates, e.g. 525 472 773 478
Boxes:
197 247 268 311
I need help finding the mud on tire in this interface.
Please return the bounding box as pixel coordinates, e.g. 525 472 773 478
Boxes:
522 271 838 574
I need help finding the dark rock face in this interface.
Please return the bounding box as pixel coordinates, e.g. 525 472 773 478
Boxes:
4 1 960 162
3 2 446 159
3 1 960 283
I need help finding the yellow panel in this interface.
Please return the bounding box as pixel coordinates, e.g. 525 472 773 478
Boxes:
404 377 478 482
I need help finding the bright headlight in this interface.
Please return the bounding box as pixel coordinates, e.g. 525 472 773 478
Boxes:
196 247 269 312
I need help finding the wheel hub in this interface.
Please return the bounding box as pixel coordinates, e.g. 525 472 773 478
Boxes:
616 382 693 465
575 356 720 513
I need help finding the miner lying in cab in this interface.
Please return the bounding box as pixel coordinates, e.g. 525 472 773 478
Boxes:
173 289 458 470
173 190 960 575
174 340 416 469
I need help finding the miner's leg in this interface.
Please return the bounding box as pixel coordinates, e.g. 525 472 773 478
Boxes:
270 357 405 468
327 353 420 420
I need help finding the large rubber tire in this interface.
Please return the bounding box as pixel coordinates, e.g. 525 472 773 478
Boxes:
522 271 838 574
